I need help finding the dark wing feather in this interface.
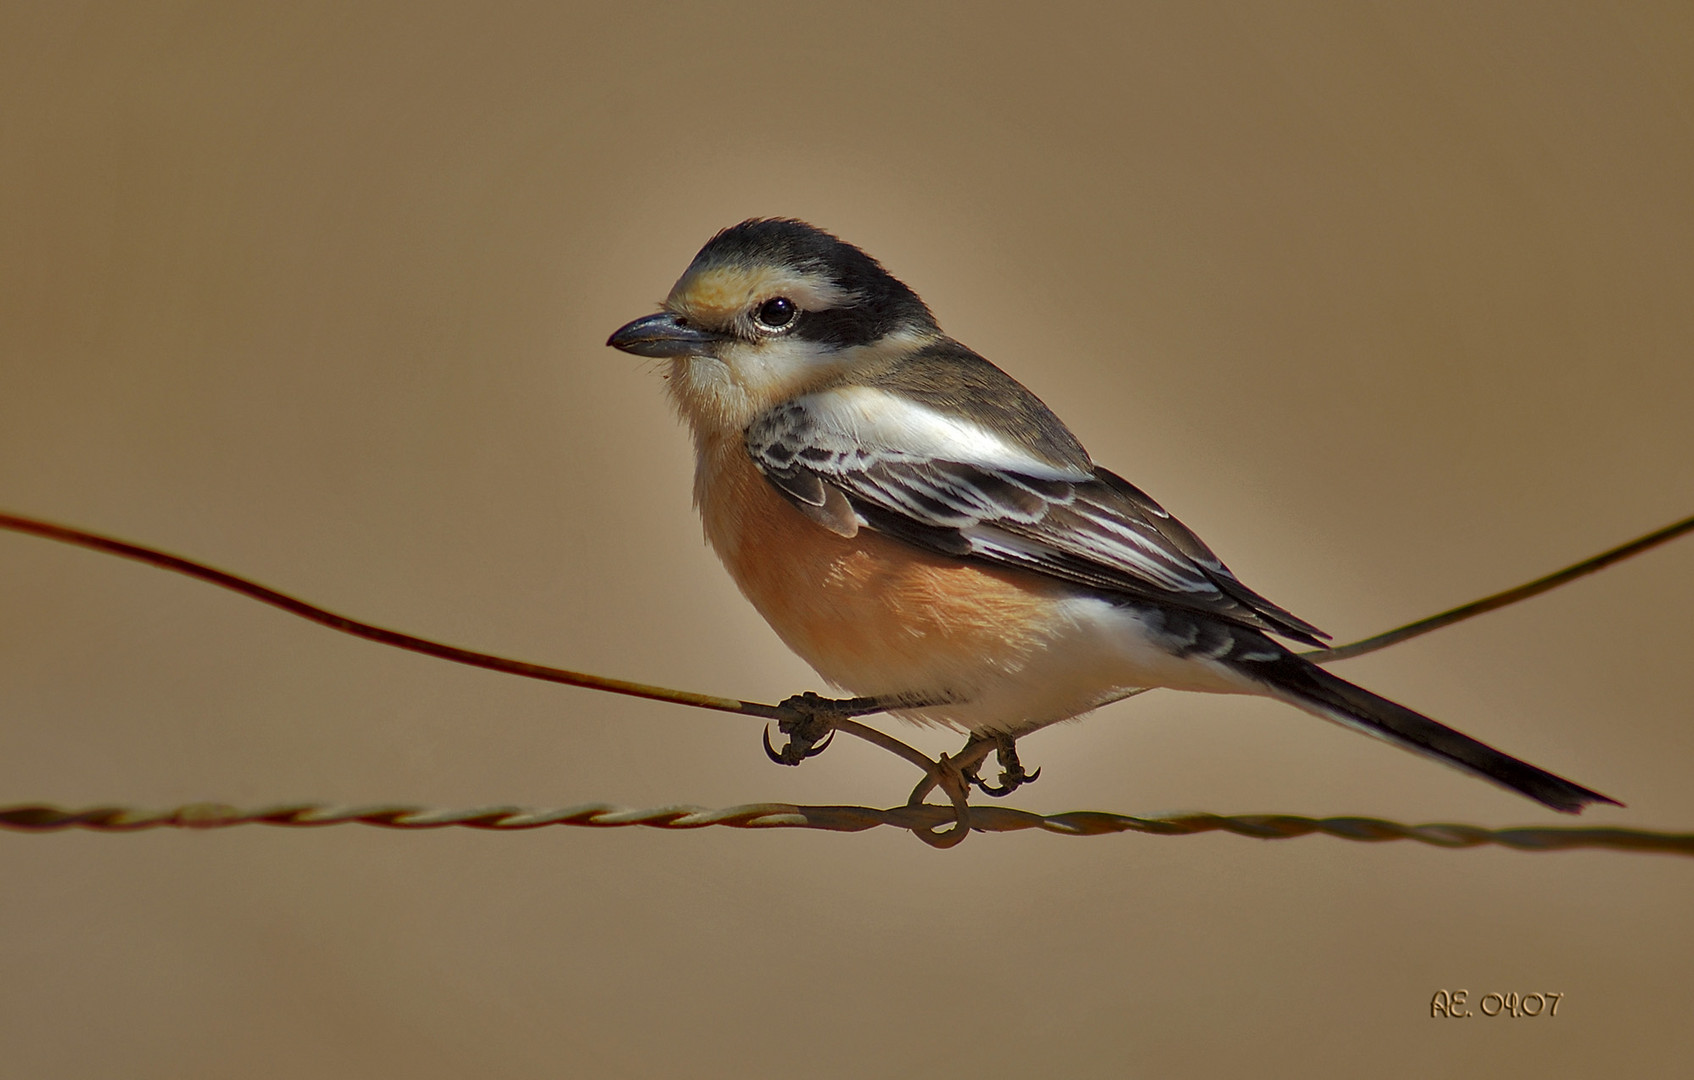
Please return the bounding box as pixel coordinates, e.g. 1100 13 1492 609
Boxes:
747 398 1328 645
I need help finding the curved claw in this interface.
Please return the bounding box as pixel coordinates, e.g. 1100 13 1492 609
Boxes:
761 716 837 766
971 765 1042 798
762 724 791 766
803 727 835 758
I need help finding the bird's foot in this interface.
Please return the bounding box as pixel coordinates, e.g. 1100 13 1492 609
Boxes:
761 691 853 765
964 733 1042 798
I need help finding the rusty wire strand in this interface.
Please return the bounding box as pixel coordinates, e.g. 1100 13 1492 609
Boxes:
5 509 1691 724
3 801 1691 856
3 508 1692 850
0 511 780 720
1305 511 1694 663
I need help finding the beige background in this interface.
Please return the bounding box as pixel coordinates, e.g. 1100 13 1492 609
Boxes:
3 3 1692 1076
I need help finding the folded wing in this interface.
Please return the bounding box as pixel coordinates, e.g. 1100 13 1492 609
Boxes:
746 388 1328 646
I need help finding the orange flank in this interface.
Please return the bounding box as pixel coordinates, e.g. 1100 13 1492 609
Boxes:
695 434 1067 710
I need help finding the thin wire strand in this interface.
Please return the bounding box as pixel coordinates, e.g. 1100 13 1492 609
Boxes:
4 508 1691 721
4 508 1692 850
0 511 780 720
3 801 1691 855
1307 512 1694 662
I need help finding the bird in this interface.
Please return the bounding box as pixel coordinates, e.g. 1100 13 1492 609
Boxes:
606 217 1617 814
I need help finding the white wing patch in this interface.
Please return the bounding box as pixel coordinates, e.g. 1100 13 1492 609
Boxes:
745 390 1329 642
793 387 1095 481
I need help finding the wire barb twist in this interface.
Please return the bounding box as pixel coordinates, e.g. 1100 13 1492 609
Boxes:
3 801 1692 855
3 507 1692 850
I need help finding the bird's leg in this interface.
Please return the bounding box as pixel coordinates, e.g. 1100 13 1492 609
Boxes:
764 689 987 847
762 690 954 766
762 691 887 765
762 692 841 764
947 732 997 791
963 731 1042 798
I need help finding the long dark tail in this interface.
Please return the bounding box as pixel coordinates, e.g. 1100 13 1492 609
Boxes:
1235 650 1620 814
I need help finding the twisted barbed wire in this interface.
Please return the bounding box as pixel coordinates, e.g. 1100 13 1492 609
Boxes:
4 801 1692 856
3 508 1692 848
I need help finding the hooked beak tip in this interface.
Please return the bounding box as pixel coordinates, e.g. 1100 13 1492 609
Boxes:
606 312 725 358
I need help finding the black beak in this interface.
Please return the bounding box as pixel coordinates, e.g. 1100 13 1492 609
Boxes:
606 312 727 358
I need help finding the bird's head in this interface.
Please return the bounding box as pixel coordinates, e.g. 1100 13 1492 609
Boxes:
607 219 940 434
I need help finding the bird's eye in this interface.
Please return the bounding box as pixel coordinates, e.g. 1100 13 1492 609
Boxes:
754 297 797 330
